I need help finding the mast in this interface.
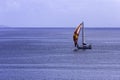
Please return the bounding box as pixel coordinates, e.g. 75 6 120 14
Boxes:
82 22 85 45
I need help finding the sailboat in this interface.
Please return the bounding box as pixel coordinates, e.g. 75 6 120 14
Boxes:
73 22 92 49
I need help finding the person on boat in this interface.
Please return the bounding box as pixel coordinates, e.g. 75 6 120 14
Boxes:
83 43 86 45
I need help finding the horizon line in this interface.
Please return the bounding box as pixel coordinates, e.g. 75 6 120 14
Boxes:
1 26 120 29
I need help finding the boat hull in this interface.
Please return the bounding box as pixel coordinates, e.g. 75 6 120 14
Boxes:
77 44 92 49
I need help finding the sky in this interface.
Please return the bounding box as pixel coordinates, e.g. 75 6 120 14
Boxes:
0 0 120 27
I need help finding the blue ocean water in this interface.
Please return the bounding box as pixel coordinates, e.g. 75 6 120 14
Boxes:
0 28 120 80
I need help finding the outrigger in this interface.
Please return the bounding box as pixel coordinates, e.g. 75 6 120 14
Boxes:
73 22 92 49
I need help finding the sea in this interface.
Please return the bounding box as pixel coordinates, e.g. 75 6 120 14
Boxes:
0 28 120 80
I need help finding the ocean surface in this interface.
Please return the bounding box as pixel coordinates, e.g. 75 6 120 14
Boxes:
0 28 120 80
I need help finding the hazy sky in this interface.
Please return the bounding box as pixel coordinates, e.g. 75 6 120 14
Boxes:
0 0 120 27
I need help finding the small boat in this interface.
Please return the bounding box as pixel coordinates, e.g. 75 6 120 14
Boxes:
73 22 92 49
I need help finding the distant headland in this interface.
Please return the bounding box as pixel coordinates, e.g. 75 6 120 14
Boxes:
0 25 11 28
